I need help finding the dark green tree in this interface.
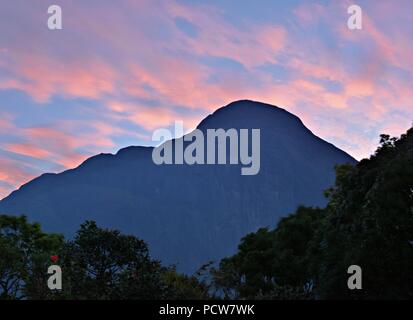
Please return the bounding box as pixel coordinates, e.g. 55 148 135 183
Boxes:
212 206 323 299
61 220 168 299
0 215 63 299
317 129 413 299
213 128 413 300
161 266 211 299
0 217 210 300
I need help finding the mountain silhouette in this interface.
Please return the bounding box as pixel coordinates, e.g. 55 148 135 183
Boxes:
0 100 356 273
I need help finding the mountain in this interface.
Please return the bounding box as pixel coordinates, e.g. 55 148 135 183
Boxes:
0 100 356 273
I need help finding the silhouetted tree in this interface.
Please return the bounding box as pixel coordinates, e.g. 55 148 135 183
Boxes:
213 128 413 300
212 206 323 299
317 128 413 299
0 218 209 300
60 221 166 299
0 215 63 299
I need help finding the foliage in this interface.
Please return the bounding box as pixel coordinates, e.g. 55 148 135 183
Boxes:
0 215 63 299
317 129 413 299
212 206 322 299
213 128 413 299
0 219 208 300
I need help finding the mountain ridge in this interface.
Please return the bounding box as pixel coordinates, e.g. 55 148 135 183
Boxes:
0 100 357 273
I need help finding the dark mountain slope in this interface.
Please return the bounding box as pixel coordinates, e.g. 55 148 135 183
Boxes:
0 100 356 273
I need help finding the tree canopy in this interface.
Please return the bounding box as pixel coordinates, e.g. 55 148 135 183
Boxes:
0 218 209 300
213 128 413 299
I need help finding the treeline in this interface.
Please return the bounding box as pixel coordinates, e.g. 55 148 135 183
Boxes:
1 128 412 300
0 218 209 300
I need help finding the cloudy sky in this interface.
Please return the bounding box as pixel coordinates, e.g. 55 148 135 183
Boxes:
0 0 412 199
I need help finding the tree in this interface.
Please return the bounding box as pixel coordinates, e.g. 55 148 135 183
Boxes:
0 215 63 299
213 128 413 300
317 128 413 299
161 266 211 299
0 218 210 300
212 206 323 299
60 220 165 299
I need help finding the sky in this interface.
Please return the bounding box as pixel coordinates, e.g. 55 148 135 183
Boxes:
0 0 412 199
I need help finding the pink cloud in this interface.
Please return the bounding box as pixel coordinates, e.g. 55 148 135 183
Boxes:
0 157 38 199
108 101 202 132
293 2 327 26
5 143 51 159
0 58 116 103
166 2 286 68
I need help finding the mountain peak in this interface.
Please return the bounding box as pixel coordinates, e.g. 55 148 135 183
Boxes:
197 100 304 131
